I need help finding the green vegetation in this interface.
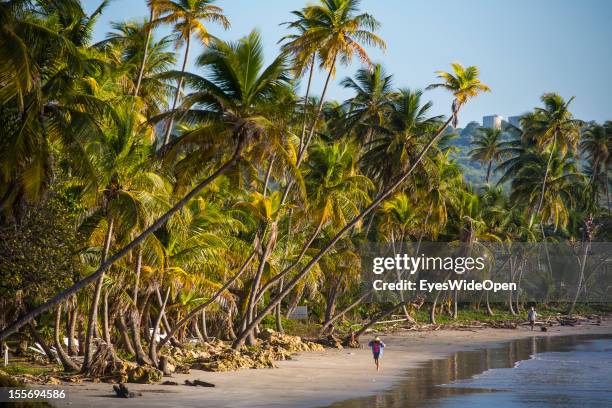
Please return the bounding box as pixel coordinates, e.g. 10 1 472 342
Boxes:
0 0 610 379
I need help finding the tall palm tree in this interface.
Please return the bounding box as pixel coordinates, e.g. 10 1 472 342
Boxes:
232 63 490 349
0 0 113 220
78 102 168 372
0 30 290 341
282 0 386 161
426 62 491 128
361 88 443 188
95 20 176 118
520 93 582 221
470 127 506 183
340 63 395 143
510 150 585 231
581 122 611 214
151 0 230 145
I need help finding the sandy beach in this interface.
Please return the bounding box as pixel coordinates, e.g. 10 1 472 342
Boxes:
51 319 612 408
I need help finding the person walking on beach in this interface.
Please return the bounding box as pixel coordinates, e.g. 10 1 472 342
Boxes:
368 336 385 371
528 306 538 331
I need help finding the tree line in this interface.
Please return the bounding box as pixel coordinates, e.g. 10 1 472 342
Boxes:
0 0 610 375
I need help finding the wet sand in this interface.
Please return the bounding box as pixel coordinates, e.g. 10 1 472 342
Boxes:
53 319 612 408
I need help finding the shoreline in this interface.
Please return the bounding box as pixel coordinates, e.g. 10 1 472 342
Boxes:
52 319 612 408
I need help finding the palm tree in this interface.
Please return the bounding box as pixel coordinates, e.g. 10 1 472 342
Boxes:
426 63 490 128
151 0 230 145
470 127 506 183
340 63 395 143
282 0 386 161
510 150 584 231
0 31 290 341
361 88 443 188
520 93 582 222
78 102 168 372
581 122 611 214
95 20 176 116
232 63 490 349
0 1 113 220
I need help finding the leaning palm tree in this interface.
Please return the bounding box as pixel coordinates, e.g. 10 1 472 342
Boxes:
470 127 507 183
0 30 290 341
282 0 386 161
231 63 490 349
151 0 230 145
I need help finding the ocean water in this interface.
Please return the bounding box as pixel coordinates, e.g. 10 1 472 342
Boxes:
327 335 612 408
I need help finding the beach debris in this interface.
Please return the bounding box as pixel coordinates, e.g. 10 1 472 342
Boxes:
185 379 215 387
159 356 176 376
126 365 163 384
189 329 323 372
161 380 179 385
540 326 548 332
315 334 344 349
113 383 141 398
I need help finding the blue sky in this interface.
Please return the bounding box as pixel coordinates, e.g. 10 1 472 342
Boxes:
84 0 612 127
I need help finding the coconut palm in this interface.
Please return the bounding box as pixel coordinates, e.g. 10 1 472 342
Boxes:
0 1 113 220
282 0 386 161
426 62 491 128
361 88 443 188
340 63 395 143
151 0 230 145
521 93 582 220
581 122 612 213
95 20 176 117
510 150 585 231
232 63 490 349
470 127 507 183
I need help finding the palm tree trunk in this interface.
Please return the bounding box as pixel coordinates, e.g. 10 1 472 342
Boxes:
533 131 557 224
116 314 135 355
149 287 170 366
102 290 112 344
201 310 209 341
133 7 155 97
485 160 493 183
67 302 78 356
298 53 316 155
606 167 611 217
568 241 591 315
300 59 336 161
350 302 406 342
163 30 191 146
156 250 256 349
274 278 284 335
129 308 151 366
485 290 494 316
82 217 114 372
0 141 244 342
28 322 56 364
234 116 455 349
54 304 80 371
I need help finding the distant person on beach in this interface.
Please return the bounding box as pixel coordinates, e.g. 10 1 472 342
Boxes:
368 336 385 371
528 307 538 331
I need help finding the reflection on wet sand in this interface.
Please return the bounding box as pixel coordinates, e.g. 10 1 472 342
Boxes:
326 335 611 408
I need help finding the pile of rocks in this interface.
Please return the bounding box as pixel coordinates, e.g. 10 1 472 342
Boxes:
191 329 324 372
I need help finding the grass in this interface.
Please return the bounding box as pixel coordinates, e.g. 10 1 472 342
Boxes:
2 363 59 377
261 315 321 338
